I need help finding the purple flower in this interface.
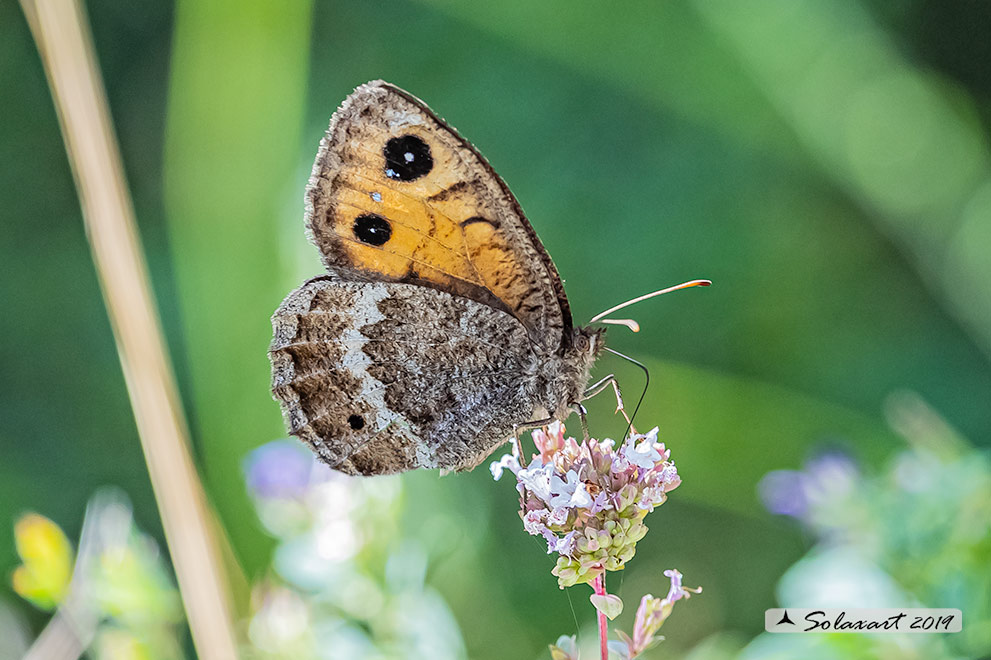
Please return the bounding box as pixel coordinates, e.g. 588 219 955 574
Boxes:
245 441 314 499
523 509 548 535
491 423 682 588
489 452 520 481
549 471 593 508
547 507 570 526
758 448 859 520
552 531 578 555
623 570 701 657
624 429 663 470
663 569 688 602
804 450 859 499
518 459 555 503
758 469 808 517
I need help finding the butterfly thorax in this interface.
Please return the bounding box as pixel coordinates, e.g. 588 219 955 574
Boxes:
535 326 606 421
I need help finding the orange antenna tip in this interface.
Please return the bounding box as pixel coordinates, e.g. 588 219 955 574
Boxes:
589 278 712 324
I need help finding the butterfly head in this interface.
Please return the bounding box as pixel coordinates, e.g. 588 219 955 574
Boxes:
540 325 607 421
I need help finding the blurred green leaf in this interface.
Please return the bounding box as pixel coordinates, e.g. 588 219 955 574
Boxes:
583 358 899 514
693 0 991 359
412 0 796 158
163 0 314 574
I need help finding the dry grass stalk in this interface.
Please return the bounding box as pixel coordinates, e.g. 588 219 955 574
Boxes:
20 0 239 656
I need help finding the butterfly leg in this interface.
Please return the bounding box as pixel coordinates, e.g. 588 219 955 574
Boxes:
513 417 555 463
569 402 590 441
582 375 635 432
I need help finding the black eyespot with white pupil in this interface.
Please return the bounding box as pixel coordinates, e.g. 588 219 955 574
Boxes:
384 135 432 181
353 214 391 246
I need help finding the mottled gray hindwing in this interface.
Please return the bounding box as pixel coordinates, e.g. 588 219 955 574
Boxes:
270 278 540 475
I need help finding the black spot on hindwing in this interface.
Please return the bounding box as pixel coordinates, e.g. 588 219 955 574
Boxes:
348 414 365 430
353 214 392 246
384 135 433 181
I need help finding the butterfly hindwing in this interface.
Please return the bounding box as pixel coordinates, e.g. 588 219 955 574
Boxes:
271 81 603 476
305 80 571 352
270 277 540 475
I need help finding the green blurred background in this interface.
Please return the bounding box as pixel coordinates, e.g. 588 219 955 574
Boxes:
3 0 990 657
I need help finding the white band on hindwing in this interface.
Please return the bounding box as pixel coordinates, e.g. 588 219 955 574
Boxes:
343 284 435 468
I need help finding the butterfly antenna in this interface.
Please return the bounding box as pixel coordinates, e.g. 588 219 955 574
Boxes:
590 279 711 330
604 346 649 440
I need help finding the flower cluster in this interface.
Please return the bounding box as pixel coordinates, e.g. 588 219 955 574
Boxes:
491 422 681 587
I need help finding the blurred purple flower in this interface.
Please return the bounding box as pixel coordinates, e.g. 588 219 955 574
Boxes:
758 448 859 519
804 450 859 496
245 440 314 499
662 569 690 603
758 470 809 517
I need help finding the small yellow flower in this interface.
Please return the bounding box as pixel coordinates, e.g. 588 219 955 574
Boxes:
11 513 74 610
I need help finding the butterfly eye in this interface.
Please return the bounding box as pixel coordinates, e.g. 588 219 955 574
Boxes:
575 333 590 352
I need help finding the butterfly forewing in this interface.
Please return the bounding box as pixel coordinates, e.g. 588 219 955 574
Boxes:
305 80 570 352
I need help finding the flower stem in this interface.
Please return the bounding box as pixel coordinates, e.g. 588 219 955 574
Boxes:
594 573 608 660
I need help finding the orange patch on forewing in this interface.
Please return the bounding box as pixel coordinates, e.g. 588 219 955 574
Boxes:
463 221 529 311
306 81 570 349
332 167 485 285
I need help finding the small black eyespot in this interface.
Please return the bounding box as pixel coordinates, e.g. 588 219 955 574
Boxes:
384 135 433 181
348 414 365 430
353 214 392 246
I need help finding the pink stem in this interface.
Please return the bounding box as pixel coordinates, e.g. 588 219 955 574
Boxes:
593 573 608 660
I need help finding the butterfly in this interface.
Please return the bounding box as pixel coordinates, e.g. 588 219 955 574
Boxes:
270 80 671 476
